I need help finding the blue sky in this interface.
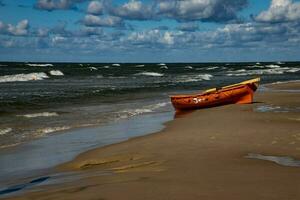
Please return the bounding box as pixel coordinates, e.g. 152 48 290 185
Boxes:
0 0 300 62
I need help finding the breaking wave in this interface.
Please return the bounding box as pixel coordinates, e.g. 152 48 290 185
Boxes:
112 64 121 67
174 74 213 83
17 112 59 118
185 66 193 69
49 70 64 76
118 102 169 119
89 67 98 71
34 126 71 137
0 128 12 136
206 66 219 70
227 67 300 76
27 63 53 67
135 72 164 77
0 72 49 83
266 64 281 68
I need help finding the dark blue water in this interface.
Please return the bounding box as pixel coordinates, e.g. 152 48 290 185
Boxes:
0 62 299 148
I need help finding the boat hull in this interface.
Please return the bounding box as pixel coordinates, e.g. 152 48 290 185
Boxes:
170 83 256 111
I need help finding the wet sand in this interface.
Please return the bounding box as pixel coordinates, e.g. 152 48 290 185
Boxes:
3 82 300 200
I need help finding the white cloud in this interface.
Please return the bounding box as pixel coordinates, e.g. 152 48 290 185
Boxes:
157 0 248 22
109 0 154 20
35 0 85 11
87 1 103 15
0 19 29 36
256 0 300 22
127 29 176 46
83 15 124 27
160 32 174 45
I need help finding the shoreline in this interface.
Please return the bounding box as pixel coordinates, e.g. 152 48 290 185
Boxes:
0 111 173 187
1 81 300 199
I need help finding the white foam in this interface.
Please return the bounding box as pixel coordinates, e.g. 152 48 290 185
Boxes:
0 72 49 83
185 66 193 69
268 80 300 86
27 63 53 67
0 128 12 136
135 72 164 77
160 66 168 69
266 64 281 68
35 126 70 136
287 68 300 73
103 66 110 69
49 70 64 76
247 65 265 68
226 67 298 76
235 69 247 72
206 66 219 70
112 64 121 67
198 74 213 80
119 109 153 118
18 112 59 118
173 74 213 83
135 65 145 67
256 62 261 65
119 102 169 119
158 63 166 66
89 67 98 71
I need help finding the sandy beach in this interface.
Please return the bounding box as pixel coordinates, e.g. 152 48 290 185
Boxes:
3 82 300 200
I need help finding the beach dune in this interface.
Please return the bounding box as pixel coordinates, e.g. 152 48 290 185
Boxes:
4 82 300 200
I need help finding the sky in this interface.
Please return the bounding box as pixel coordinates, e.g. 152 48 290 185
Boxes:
0 0 300 62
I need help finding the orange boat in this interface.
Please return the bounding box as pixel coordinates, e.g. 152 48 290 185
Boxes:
170 78 260 111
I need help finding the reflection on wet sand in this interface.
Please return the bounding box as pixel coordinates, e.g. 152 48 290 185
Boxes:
246 153 300 167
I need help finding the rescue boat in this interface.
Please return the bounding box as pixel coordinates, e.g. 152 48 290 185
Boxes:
170 78 260 111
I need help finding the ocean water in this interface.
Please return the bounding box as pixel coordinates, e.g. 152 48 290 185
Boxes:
0 62 300 148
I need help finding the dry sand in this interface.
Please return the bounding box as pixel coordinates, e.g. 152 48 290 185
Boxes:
4 82 300 200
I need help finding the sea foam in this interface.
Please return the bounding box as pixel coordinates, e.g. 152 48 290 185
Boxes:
266 64 281 68
89 67 98 71
119 102 169 119
27 63 53 67
0 128 12 136
206 66 219 70
18 112 59 118
0 72 49 83
160 66 168 69
185 66 193 69
174 74 213 83
226 67 299 76
135 65 145 67
135 72 164 77
49 70 64 76
35 126 70 136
